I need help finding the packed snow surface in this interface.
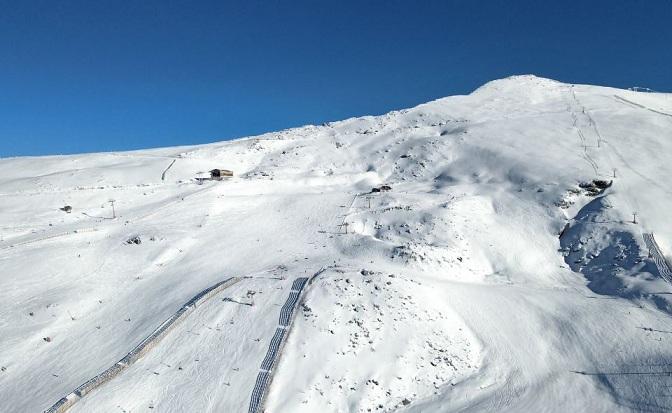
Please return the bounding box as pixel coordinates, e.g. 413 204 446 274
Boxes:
1 75 672 412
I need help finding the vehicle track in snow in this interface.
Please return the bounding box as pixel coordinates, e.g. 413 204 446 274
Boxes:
570 90 672 197
613 95 672 119
44 277 241 413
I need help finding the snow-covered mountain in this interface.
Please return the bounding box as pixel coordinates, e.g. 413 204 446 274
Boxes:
2 75 672 413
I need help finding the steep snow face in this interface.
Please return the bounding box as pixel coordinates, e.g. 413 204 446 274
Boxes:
1 75 672 413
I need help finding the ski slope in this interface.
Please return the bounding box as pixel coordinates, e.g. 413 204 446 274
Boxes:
1 75 672 412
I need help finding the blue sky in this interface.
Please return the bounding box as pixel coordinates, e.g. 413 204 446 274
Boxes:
1 0 670 157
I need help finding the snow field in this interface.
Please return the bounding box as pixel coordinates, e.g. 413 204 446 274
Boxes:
0 75 671 412
265 268 480 412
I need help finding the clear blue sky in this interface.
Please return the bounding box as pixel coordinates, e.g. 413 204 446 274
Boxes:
1 0 670 157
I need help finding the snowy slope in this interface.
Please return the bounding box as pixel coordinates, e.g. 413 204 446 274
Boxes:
1 75 672 413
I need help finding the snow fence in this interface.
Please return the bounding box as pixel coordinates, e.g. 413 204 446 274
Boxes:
44 276 241 413
248 269 325 413
643 233 672 284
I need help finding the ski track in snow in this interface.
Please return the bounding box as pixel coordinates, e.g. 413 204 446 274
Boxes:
613 95 672 118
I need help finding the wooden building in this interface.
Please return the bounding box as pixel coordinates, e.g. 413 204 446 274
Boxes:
210 169 233 179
